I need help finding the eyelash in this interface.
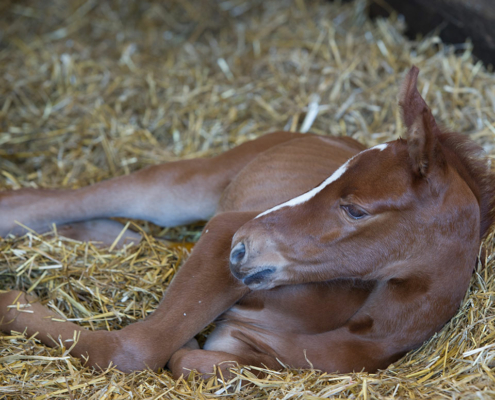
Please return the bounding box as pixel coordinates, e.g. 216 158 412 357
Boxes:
341 204 368 220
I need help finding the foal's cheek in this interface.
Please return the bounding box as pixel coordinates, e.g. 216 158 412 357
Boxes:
319 230 341 244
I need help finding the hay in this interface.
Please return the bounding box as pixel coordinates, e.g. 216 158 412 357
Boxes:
1 0 495 398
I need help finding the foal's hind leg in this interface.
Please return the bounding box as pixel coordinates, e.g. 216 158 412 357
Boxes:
0 211 257 372
55 219 142 247
0 131 299 238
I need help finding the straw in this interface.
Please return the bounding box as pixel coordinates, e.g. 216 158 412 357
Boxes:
1 0 495 398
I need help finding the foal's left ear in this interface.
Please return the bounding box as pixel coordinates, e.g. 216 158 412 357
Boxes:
399 66 442 177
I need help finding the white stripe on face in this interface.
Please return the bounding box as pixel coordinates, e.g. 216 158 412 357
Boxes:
255 143 389 219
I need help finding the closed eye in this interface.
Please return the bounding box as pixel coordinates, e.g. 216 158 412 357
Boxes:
341 204 368 220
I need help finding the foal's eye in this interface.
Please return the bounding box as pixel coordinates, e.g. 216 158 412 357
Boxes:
341 204 368 220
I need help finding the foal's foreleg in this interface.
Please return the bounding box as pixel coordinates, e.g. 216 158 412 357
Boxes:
0 212 256 372
168 343 280 380
168 348 249 380
0 290 115 368
110 211 256 372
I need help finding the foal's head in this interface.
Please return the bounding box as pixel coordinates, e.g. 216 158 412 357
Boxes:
230 67 495 294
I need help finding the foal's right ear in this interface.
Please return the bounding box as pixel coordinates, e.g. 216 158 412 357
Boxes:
399 66 442 177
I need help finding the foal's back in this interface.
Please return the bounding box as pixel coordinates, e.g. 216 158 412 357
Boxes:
218 135 366 213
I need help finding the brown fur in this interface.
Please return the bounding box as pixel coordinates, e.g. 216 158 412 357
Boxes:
0 67 493 379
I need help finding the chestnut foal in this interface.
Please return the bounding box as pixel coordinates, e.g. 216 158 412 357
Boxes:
1 67 494 379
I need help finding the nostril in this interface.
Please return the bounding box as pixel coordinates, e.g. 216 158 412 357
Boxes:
230 242 246 266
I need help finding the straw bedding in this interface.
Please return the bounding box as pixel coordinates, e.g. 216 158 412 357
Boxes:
1 0 495 398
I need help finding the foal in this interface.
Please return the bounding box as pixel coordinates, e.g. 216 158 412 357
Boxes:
0 67 494 378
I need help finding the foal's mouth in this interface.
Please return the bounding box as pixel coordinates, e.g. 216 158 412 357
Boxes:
242 267 275 287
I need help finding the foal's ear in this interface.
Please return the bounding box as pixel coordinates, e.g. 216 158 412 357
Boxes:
399 66 442 177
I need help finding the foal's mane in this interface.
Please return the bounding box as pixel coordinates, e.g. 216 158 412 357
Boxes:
438 131 495 239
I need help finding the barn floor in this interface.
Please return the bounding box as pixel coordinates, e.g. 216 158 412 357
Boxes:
1 0 495 398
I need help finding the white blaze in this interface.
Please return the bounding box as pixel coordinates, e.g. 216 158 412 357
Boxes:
255 143 389 219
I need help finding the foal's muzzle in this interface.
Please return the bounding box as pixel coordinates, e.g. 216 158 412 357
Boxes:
242 267 275 286
229 241 276 288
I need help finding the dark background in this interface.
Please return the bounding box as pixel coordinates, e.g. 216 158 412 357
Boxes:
368 0 495 67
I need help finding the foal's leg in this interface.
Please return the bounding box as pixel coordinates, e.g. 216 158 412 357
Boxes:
0 131 299 237
55 219 142 247
168 338 280 380
168 348 271 380
0 290 113 366
281 325 398 374
0 212 257 372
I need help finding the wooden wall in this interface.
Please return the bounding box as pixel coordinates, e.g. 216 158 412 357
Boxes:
369 0 495 67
